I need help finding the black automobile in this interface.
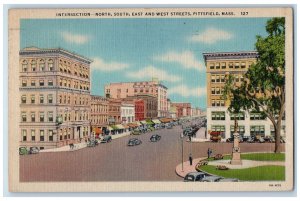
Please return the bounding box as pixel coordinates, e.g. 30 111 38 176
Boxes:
128 138 142 146
150 134 161 142
101 135 112 143
29 147 39 154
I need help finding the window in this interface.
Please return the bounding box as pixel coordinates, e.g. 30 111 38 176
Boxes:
31 130 35 141
21 112 27 122
40 130 44 141
221 62 226 69
40 95 44 104
216 88 220 95
22 60 28 72
210 63 215 69
211 125 225 133
220 100 225 106
250 126 265 137
39 112 44 122
230 112 245 120
22 80 27 87
21 95 26 104
230 125 245 137
229 62 233 68
235 62 240 68
240 75 244 82
22 130 27 141
221 75 225 83
215 63 220 69
59 79 62 86
39 80 44 86
60 132 63 140
48 112 53 122
48 59 54 71
241 62 246 68
49 130 53 141
39 60 45 71
48 94 53 104
31 80 36 86
213 112 225 120
216 75 220 82
211 75 215 83
29 60 36 72
235 75 239 82
31 112 35 122
211 88 215 95
31 95 35 104
248 62 253 68
250 112 266 120
48 80 53 86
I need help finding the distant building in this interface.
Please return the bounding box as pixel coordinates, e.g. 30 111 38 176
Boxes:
90 95 109 128
171 103 191 118
108 98 122 125
191 107 202 117
121 102 135 123
105 78 167 117
203 51 285 139
123 94 158 120
19 47 92 149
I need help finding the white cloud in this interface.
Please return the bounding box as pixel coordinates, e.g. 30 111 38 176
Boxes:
168 85 206 97
126 66 181 83
91 57 130 72
153 51 203 71
188 27 233 44
60 31 90 44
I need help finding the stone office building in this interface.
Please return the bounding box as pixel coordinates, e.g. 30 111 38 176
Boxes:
19 47 92 149
203 51 285 139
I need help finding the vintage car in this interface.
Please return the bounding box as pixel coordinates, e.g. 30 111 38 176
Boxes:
210 131 222 142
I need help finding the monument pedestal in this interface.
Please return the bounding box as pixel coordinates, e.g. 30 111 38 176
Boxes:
230 132 242 165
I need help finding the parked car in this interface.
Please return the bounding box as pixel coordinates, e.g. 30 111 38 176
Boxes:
19 147 29 155
166 124 173 129
150 134 161 142
29 147 39 154
264 136 275 143
200 176 223 182
87 140 97 147
101 135 112 143
127 138 142 146
210 131 222 142
131 129 141 135
184 172 207 182
218 178 239 182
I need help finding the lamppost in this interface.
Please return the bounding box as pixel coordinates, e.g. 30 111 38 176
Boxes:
180 132 184 172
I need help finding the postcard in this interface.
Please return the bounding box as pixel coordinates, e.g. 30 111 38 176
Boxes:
8 7 294 192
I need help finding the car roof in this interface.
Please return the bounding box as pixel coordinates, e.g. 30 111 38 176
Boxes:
186 172 205 176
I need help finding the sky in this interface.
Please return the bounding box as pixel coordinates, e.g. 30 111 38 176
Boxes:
20 17 269 109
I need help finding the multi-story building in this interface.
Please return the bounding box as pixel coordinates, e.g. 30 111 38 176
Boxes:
191 107 202 117
90 95 109 128
121 102 135 123
123 94 158 120
134 99 145 121
171 103 191 118
108 98 122 125
104 78 167 117
19 47 92 149
203 51 285 139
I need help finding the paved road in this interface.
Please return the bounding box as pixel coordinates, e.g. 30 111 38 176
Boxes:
20 125 284 182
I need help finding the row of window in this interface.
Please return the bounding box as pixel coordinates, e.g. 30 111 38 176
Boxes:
92 115 108 124
21 79 53 87
211 87 224 95
209 61 253 70
21 59 54 72
21 111 89 123
58 94 89 105
21 79 90 91
211 75 225 83
91 105 109 113
211 112 266 121
22 129 53 142
211 100 225 107
21 94 53 104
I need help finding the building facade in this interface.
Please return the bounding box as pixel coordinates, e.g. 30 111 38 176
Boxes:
19 47 92 149
121 102 135 124
104 78 167 117
203 51 285 139
171 103 191 118
90 95 109 128
108 98 122 125
134 99 145 121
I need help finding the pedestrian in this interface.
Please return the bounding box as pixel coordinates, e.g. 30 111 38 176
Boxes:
189 135 191 142
207 148 212 159
189 153 193 166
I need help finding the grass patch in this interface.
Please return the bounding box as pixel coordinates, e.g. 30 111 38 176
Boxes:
206 153 285 161
199 165 285 181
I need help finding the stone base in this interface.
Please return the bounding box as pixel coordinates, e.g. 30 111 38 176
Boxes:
230 159 243 165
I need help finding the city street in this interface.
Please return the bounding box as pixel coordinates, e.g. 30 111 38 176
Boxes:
20 125 284 182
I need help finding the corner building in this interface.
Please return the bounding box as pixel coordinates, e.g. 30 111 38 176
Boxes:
203 51 285 139
19 47 92 149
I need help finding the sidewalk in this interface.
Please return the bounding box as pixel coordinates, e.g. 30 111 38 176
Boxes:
111 132 131 140
175 157 207 178
40 142 87 153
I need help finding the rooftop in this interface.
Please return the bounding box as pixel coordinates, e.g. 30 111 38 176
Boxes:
203 51 259 61
20 47 93 64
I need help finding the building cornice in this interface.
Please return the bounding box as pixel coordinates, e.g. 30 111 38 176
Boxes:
203 51 259 61
20 47 93 65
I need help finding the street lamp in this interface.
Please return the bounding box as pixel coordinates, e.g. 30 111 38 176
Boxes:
180 132 184 172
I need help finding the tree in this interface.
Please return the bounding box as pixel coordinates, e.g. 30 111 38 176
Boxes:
223 17 285 153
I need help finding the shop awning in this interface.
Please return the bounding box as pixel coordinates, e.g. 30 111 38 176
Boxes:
127 123 138 128
160 118 172 123
107 126 114 131
123 124 130 129
115 124 125 129
140 120 147 124
135 121 142 126
93 127 102 134
152 119 161 124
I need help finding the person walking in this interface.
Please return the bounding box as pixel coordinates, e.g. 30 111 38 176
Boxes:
207 148 212 159
189 153 193 166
